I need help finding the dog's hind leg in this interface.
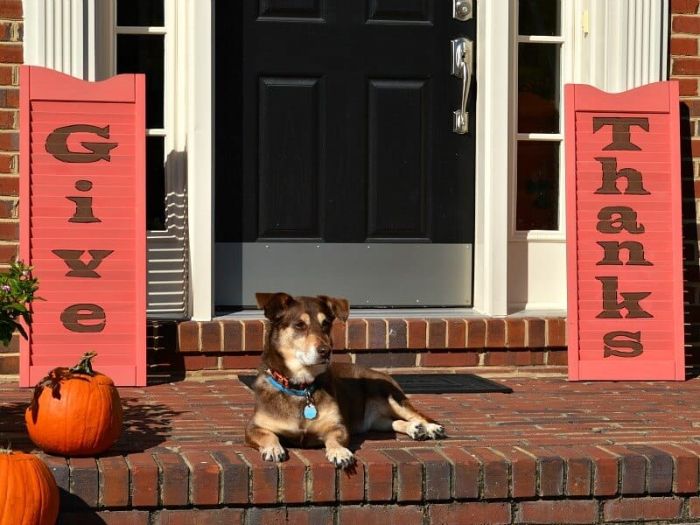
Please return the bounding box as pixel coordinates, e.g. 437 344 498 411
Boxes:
245 423 288 462
386 396 446 440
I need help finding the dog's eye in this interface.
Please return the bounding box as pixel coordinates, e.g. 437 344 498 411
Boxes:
294 321 307 331
322 319 332 330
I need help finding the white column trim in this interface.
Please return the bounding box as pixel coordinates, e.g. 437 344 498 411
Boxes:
472 0 512 316
186 0 214 320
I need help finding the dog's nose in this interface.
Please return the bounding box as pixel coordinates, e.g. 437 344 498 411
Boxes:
318 345 331 359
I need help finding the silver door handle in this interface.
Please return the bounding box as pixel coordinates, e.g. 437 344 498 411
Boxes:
451 37 473 134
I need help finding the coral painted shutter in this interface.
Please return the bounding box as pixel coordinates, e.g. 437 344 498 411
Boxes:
20 66 146 386
566 82 684 381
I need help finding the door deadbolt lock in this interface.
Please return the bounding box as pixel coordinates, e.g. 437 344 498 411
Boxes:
451 37 473 134
453 0 472 21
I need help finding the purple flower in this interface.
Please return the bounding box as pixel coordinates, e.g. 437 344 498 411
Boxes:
1 285 10 292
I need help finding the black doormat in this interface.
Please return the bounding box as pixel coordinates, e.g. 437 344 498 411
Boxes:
237 373 511 394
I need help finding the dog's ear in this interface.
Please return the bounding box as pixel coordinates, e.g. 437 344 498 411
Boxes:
319 295 350 322
256 292 294 321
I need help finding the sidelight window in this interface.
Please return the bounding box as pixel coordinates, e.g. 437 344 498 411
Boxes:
514 0 564 233
114 0 167 231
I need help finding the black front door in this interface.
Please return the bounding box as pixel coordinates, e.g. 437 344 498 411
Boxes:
215 0 477 308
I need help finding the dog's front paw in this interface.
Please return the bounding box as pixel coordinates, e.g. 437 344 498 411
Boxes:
425 423 446 439
260 444 288 462
407 422 429 440
326 446 355 469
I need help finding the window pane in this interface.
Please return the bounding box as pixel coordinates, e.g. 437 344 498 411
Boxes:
117 0 164 26
146 136 166 231
516 141 559 231
518 43 559 133
117 35 164 129
519 0 560 36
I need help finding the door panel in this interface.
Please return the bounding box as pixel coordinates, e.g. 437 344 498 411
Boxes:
214 0 476 308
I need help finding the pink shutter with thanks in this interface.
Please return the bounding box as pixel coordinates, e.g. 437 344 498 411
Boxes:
565 81 684 381
20 66 146 386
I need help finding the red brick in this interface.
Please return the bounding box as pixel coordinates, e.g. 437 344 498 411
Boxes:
200 322 222 352
505 447 536 499
387 318 407 348
546 349 567 365
97 456 129 508
421 350 479 367
69 457 99 508
297 449 336 503
672 0 700 13
222 320 243 351
181 451 220 506
0 156 14 174
0 88 18 108
407 319 426 348
690 496 700 517
367 319 386 348
382 449 422 502
653 443 699 493
517 500 598 524
182 354 218 370
331 319 346 349
427 319 447 348
221 353 260 369
429 502 511 525
466 318 486 347
0 1 22 19
347 319 367 349
356 449 393 502
603 497 683 522
0 220 17 240
629 445 673 494
0 333 17 353
411 448 450 501
440 447 480 500
156 509 244 525
243 319 264 351
0 22 11 42
446 318 466 347
338 506 423 525
338 457 365 503
211 450 249 505
545 447 592 497
679 77 699 95
506 318 526 348
604 446 646 495
485 318 505 347
125 453 159 507
0 353 17 373
0 199 15 218
0 111 13 129
527 319 546 348
537 454 565 497
154 453 189 506
471 448 509 499
674 14 700 33
585 446 619 497
239 449 278 505
0 43 20 63
178 321 199 352
0 66 11 85
672 35 699 55
545 318 566 346
674 56 700 75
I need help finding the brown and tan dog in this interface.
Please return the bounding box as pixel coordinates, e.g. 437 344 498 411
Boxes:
245 292 445 468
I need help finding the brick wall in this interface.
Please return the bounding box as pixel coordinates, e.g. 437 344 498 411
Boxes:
670 0 700 367
0 0 21 375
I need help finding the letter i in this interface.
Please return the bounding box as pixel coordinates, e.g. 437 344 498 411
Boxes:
67 180 100 223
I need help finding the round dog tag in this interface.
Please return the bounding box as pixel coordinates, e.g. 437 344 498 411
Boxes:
303 403 318 419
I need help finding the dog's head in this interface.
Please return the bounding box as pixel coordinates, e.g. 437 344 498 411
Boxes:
256 292 349 383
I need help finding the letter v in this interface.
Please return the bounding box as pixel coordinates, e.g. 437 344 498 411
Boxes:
52 249 114 278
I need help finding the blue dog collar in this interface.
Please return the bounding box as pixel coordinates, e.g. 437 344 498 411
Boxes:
265 373 317 397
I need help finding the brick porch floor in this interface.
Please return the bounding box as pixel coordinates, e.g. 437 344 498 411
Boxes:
3 371 700 524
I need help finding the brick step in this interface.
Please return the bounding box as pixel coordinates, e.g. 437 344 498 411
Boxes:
163 315 568 373
2 374 700 524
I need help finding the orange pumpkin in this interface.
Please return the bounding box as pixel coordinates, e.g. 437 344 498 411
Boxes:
25 352 123 456
0 449 59 525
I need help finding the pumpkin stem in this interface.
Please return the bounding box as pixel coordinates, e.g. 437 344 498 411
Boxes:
69 352 97 376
